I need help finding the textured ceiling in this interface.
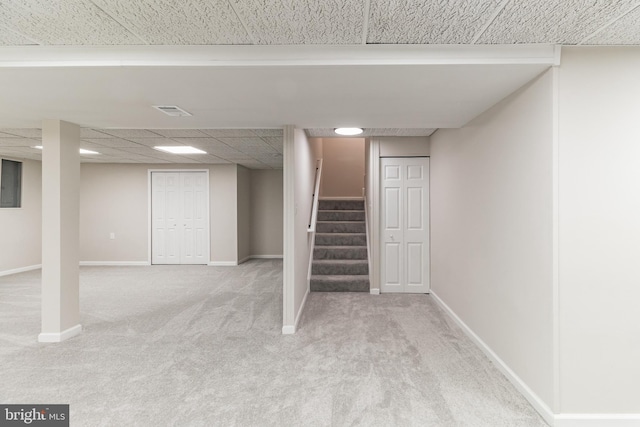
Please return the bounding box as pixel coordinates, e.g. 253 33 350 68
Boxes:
0 128 283 168
0 0 639 46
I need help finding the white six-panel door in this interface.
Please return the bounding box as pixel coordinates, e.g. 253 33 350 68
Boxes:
152 171 209 265
381 158 430 293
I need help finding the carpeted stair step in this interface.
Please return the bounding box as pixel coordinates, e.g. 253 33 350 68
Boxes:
310 275 370 292
315 233 366 246
316 221 365 233
312 260 369 275
314 246 367 260
317 210 365 222
318 200 364 211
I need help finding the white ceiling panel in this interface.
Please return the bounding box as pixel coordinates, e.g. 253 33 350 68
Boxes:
83 138 147 148
251 129 283 137
368 0 502 44
148 129 209 138
80 128 113 138
478 0 639 44
262 137 283 152
230 0 365 44
0 137 37 147
91 0 251 45
0 128 41 138
98 129 163 138
0 0 142 45
584 6 640 45
0 26 36 45
202 129 261 137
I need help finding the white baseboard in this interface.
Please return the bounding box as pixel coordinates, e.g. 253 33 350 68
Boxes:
38 324 82 343
370 288 380 295
555 414 640 427
283 288 310 335
79 261 150 266
208 261 238 266
0 264 41 277
249 255 283 259
431 291 555 426
319 197 363 200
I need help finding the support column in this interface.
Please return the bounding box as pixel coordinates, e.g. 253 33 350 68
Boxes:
38 120 81 343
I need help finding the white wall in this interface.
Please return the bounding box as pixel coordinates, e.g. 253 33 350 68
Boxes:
320 138 364 198
557 47 640 414
282 127 322 332
237 165 251 262
79 163 240 264
430 70 555 412
250 170 283 256
0 158 42 274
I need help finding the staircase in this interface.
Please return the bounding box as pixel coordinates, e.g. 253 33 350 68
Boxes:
311 199 369 292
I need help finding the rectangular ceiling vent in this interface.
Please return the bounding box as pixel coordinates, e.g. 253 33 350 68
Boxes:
152 105 192 117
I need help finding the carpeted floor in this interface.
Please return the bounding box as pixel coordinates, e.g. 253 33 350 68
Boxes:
0 260 548 426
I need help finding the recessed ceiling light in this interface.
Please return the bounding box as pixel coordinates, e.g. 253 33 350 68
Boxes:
334 127 364 136
152 105 192 117
154 146 206 154
34 146 100 155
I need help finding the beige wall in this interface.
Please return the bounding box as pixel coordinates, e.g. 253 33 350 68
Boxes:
558 47 640 414
320 138 365 198
379 136 430 157
250 170 283 256
0 158 42 274
237 165 251 261
283 129 322 331
430 70 554 410
80 163 240 264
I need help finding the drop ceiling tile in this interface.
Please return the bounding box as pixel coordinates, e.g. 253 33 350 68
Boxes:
0 27 36 45
148 129 210 138
0 0 143 45
585 6 640 44
306 128 436 137
0 128 41 138
99 129 163 139
252 129 284 137
262 137 283 152
84 138 146 148
0 138 38 147
478 0 639 44
201 129 259 138
91 0 251 44
216 137 270 146
80 128 113 138
231 0 365 44
179 154 230 164
368 0 501 43
126 138 184 147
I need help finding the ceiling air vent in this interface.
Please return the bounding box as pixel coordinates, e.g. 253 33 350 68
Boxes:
152 105 192 117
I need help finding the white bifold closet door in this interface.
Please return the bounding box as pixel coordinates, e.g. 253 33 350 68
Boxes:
152 172 209 265
381 157 430 293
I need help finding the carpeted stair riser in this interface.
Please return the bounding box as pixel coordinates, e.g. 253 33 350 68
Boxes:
317 210 365 222
312 199 369 292
312 260 369 275
315 233 366 246
314 246 367 260
316 221 365 233
310 275 370 292
318 200 364 211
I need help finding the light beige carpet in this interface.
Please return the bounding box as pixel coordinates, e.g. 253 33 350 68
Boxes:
0 260 547 426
